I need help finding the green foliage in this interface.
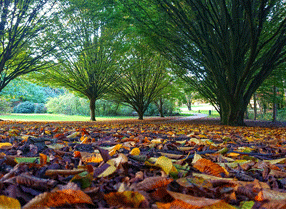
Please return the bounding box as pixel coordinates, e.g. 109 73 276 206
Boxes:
95 100 134 116
1 79 61 103
0 0 59 93
145 101 179 116
46 93 90 116
120 0 286 125
34 103 47 113
13 101 35 113
0 98 12 113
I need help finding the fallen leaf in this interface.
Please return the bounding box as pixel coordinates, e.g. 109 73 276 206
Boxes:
155 156 173 175
104 191 147 208
130 147 140 155
23 189 93 208
193 158 229 177
137 177 173 191
0 195 21 209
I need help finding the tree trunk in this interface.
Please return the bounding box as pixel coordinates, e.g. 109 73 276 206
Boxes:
89 98 96 121
219 99 247 126
158 98 164 117
186 100 192 111
273 85 277 122
253 93 257 120
138 111 144 120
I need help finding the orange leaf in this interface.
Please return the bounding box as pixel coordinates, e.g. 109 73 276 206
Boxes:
137 177 173 191
104 191 147 208
193 158 228 177
74 151 81 158
39 153 47 166
23 189 93 208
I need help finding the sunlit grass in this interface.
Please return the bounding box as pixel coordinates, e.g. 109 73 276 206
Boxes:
0 113 135 121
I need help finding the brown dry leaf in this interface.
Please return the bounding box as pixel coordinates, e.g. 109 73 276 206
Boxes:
259 200 286 209
0 195 21 209
255 188 286 201
23 189 93 209
269 169 286 178
109 153 128 167
156 199 200 209
137 177 173 191
193 158 229 177
45 169 85 176
162 191 235 209
104 191 147 208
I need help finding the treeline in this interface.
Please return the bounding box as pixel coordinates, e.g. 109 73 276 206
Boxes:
0 0 285 124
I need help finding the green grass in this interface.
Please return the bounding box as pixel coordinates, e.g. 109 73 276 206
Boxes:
0 113 134 121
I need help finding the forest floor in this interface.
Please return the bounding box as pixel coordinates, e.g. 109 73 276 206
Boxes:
0 117 286 208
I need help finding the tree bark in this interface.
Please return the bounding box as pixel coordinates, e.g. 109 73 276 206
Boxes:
89 98 96 121
273 85 277 122
138 112 144 120
158 98 164 117
253 93 257 121
219 98 248 126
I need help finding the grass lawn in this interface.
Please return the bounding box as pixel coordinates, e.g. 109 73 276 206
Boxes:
0 113 135 121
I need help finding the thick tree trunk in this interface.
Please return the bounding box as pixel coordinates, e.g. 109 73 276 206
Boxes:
89 98 96 121
220 99 247 126
138 112 144 120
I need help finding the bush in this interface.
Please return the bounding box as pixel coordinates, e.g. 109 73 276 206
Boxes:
13 101 35 113
46 93 90 115
34 103 47 113
0 98 12 113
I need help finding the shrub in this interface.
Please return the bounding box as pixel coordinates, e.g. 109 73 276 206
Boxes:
13 101 35 113
0 98 12 113
34 103 47 113
46 93 90 115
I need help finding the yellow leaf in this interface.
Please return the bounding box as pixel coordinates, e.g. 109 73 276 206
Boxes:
130 148 140 155
227 152 240 157
67 132 80 138
192 152 202 164
0 142 12 149
0 195 21 209
155 156 173 175
264 158 286 165
109 144 122 156
151 138 162 144
98 163 117 178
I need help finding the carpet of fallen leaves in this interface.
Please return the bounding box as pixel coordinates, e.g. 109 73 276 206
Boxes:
1 118 286 209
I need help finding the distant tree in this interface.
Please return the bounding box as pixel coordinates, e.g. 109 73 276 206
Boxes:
32 5 123 121
0 0 58 93
120 0 286 125
0 78 61 103
110 43 170 120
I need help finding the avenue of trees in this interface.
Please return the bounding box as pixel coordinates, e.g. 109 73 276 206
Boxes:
0 0 286 125
119 0 286 125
